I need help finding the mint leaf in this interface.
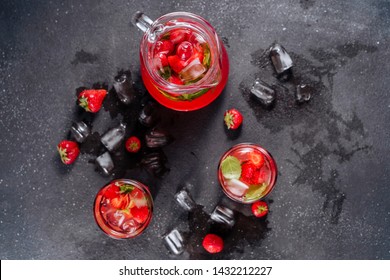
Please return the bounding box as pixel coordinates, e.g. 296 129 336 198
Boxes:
119 184 135 194
244 183 267 201
220 156 241 179
202 44 211 68
159 66 171 80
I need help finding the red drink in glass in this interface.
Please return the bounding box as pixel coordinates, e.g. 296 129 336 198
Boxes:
218 143 277 203
94 179 153 239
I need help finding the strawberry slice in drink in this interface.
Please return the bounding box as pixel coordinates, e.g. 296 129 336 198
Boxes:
131 206 149 224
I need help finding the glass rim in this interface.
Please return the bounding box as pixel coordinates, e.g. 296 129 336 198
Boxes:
93 179 153 239
217 143 278 204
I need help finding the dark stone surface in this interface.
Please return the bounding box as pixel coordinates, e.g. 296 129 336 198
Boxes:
0 0 389 259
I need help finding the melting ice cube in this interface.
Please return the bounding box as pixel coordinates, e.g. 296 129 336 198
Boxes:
96 152 114 176
145 129 173 149
139 102 158 127
140 151 169 177
121 218 139 233
295 84 312 103
113 72 136 105
174 189 196 212
179 58 207 82
250 79 276 107
70 121 90 143
100 123 126 152
163 229 184 255
226 179 249 197
269 43 293 74
210 205 235 227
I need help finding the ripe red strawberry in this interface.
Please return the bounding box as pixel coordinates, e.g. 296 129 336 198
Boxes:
155 40 174 54
202 234 224 254
168 74 184 85
251 200 269 218
168 55 189 73
104 184 120 199
57 140 80 164
125 136 141 153
78 89 107 113
224 108 243 130
250 151 265 168
240 162 260 185
131 206 149 223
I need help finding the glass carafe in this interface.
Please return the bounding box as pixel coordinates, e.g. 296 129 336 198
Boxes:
133 12 229 111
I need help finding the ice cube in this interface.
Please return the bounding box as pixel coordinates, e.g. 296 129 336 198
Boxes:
140 151 169 177
295 84 312 103
250 79 276 107
96 152 114 176
210 205 235 227
179 58 207 82
139 102 158 127
174 189 196 212
70 121 90 143
121 218 139 233
145 129 173 149
101 123 126 152
113 72 136 105
106 210 125 228
225 179 249 197
163 229 184 255
269 43 293 74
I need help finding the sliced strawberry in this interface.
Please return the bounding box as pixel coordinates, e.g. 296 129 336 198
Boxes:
78 89 107 113
125 136 141 153
155 40 174 54
167 74 184 85
250 151 265 168
131 206 149 224
202 234 224 254
57 140 80 164
168 55 189 73
104 184 120 199
251 200 269 218
240 163 260 185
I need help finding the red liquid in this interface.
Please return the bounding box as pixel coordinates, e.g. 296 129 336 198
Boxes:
94 179 153 239
218 143 277 203
140 31 229 111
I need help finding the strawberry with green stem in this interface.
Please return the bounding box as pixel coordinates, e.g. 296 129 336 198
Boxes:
251 200 269 218
57 140 80 164
78 89 107 113
224 108 243 130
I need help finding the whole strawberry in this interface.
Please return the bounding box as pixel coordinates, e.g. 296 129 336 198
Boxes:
224 108 243 130
202 234 224 254
57 140 80 164
251 200 269 218
125 136 141 153
78 89 107 113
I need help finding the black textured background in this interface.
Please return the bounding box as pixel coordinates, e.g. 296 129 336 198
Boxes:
0 0 389 259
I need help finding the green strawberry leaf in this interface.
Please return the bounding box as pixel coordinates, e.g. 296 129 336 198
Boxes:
220 156 241 179
244 183 267 201
119 184 135 194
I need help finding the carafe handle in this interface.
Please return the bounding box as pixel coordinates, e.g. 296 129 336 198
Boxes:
132 11 153 32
